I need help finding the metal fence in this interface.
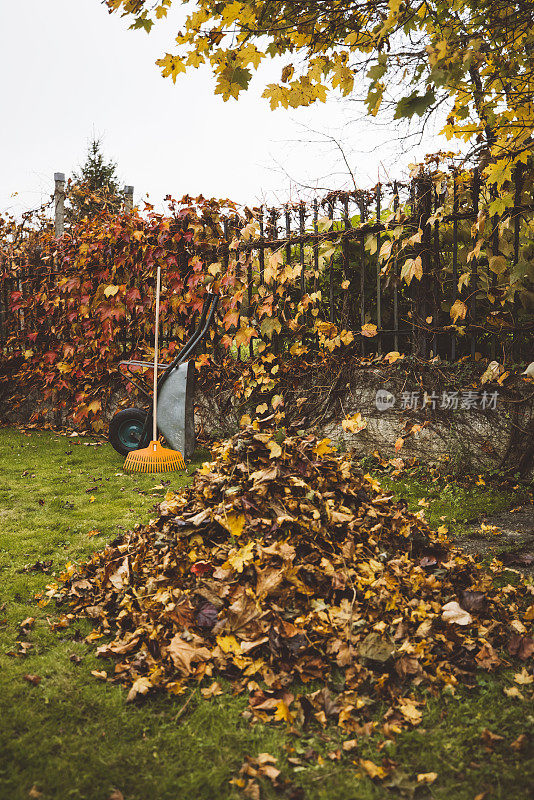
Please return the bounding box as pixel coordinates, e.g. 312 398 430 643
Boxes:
227 170 534 362
1 170 533 365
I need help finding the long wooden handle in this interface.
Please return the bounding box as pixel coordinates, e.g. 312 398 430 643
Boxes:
152 264 161 442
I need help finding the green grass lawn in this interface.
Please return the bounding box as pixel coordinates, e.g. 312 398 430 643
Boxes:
0 428 532 800
372 469 531 538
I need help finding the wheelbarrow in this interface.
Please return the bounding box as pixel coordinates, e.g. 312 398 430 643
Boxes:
109 293 218 459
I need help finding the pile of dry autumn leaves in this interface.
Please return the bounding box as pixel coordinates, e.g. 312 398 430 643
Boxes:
50 426 533 739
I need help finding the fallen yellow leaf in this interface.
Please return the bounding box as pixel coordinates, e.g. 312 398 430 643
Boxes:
360 758 387 779
417 772 437 784
274 699 294 724
267 440 282 458
216 634 242 654
220 513 245 538
313 438 334 457
224 540 255 573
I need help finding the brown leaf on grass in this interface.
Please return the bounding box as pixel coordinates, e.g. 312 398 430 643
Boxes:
397 698 423 726
108 791 125 800
255 753 280 782
201 681 223 699
7 641 33 658
510 733 528 751
481 728 504 747
342 739 358 751
241 780 260 800
167 636 211 675
476 643 501 670
233 752 281 794
28 785 42 798
19 617 35 632
23 674 41 685
507 635 534 660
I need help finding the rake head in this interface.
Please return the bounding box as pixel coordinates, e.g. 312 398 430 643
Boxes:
123 440 186 473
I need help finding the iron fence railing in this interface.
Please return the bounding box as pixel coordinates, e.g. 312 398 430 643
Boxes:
1 170 533 364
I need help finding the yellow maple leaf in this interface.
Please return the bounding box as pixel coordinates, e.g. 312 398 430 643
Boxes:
274 699 295 724
219 513 245 538
216 634 242 654
313 438 334 457
223 540 255 572
514 669 533 685
127 676 152 702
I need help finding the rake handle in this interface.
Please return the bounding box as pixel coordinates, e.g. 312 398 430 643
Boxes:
152 264 161 445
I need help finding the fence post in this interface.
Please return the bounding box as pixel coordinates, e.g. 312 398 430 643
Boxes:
54 172 65 237
124 185 134 212
411 177 433 358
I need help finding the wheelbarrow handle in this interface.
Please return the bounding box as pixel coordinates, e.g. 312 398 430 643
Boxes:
157 293 218 389
135 293 219 447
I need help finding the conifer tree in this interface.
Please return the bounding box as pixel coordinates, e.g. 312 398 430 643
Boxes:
69 138 121 219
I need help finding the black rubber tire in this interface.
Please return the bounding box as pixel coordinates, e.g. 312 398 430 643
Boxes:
109 407 152 457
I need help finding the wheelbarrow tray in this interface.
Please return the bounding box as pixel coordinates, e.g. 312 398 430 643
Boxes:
156 360 196 459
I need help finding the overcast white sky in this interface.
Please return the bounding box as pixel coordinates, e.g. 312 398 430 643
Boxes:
1 0 451 215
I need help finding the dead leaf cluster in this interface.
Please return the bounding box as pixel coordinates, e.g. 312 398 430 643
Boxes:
52 428 534 733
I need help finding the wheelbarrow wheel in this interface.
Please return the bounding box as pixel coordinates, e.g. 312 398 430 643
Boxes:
109 407 152 457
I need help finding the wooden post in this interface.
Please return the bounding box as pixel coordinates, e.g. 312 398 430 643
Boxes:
124 185 134 212
54 172 65 237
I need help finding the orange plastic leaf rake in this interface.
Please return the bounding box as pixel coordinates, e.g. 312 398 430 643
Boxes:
123 262 185 474
123 440 185 473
